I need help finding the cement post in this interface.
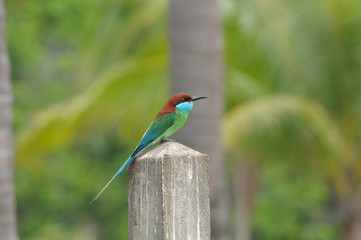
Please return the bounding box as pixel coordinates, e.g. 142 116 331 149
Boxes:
128 141 210 240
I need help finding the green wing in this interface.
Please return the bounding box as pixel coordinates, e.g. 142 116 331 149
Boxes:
131 112 175 157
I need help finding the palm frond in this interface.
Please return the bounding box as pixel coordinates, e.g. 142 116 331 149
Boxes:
79 0 166 81
222 94 347 173
225 67 268 110
16 56 167 163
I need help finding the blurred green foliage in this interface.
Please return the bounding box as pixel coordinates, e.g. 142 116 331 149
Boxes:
5 0 361 239
223 0 361 239
7 0 167 239
254 162 337 240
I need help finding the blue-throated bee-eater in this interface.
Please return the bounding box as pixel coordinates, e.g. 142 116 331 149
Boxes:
90 93 207 203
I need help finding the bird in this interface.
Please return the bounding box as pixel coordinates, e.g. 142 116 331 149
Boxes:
90 93 207 204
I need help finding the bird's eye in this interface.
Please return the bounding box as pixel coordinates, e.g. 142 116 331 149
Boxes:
176 98 189 105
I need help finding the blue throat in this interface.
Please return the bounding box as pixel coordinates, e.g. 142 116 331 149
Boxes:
176 101 193 112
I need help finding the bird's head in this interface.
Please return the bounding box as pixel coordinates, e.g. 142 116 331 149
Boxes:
170 93 207 111
156 93 207 118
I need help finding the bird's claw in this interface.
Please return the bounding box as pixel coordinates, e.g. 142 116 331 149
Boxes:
161 137 177 143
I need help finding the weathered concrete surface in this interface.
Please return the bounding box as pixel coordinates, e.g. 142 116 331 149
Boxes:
128 141 210 240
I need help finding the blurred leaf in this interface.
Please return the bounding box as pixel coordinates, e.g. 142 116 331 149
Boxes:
222 94 347 176
225 67 268 110
16 56 167 164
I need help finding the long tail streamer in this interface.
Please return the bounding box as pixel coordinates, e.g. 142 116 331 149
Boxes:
90 156 134 204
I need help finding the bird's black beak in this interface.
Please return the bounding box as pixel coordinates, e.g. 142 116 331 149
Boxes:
191 96 208 102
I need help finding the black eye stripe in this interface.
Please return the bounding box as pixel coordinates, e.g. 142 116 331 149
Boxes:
175 98 191 105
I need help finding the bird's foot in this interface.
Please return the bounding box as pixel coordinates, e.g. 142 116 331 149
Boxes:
161 137 177 143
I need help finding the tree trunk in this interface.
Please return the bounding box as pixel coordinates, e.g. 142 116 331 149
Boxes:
341 212 361 240
233 164 256 240
169 0 228 239
0 0 18 239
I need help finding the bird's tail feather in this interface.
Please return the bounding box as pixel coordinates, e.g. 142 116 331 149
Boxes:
90 156 134 204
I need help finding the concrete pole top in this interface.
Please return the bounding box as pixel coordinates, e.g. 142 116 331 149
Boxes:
137 141 208 161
